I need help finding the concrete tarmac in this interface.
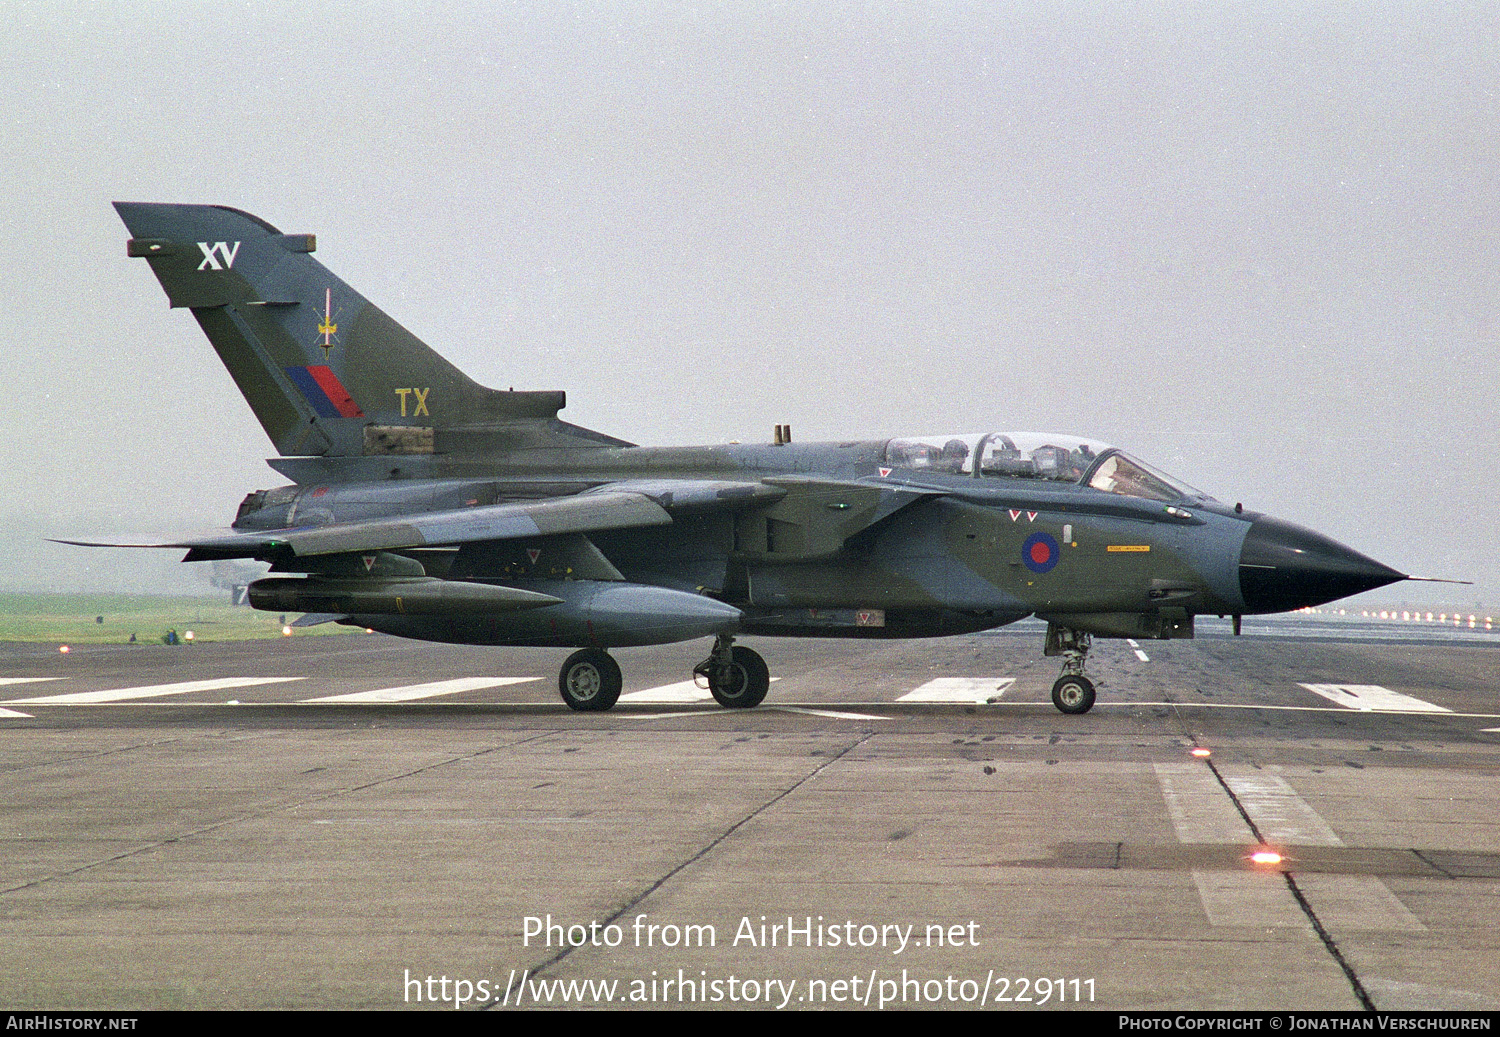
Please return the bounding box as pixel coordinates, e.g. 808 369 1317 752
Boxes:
1 619 1497 1011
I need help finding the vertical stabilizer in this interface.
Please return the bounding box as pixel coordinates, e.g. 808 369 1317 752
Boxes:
114 202 571 457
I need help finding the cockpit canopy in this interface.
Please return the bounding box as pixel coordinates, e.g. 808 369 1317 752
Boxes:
882 433 1209 502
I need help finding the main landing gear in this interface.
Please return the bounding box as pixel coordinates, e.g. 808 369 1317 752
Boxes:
1044 624 1096 715
693 634 770 708
555 636 771 712
558 648 622 712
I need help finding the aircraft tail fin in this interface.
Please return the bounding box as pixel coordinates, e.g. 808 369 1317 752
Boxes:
114 203 607 459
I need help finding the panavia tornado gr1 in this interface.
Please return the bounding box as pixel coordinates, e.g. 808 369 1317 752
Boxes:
79 202 1412 714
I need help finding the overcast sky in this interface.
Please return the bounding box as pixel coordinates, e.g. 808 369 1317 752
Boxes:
1 1 1494 608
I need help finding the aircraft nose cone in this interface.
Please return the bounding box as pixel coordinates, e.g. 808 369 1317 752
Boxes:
1238 516 1406 613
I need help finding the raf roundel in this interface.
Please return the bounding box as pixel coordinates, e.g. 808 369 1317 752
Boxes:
1022 531 1061 574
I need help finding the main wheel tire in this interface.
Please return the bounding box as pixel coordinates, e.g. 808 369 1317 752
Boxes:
707 645 770 709
1051 675 1096 715
558 649 622 711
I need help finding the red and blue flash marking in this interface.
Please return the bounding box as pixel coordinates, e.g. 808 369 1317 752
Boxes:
1022 531 1061 574
284 365 364 418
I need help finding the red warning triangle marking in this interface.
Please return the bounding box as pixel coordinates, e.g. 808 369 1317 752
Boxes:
526 548 541 564
878 468 892 478
361 555 376 571
1027 511 1038 522
1009 509 1021 521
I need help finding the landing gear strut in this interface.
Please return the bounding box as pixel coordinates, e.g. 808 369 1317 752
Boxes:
1045 624 1096 715
693 634 770 708
558 648 622 711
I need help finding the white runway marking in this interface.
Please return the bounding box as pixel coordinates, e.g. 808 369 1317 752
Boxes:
1154 763 1254 843
1126 638 1150 662
303 677 539 703
620 677 780 703
1109 701 1498 717
1220 768 1343 846
897 678 1013 703
1190 869 1310 929
1298 683 1450 713
1294 874 1425 931
1157 763 1423 931
772 706 890 721
0 679 56 714
4 677 305 705
619 680 712 703
625 704 888 721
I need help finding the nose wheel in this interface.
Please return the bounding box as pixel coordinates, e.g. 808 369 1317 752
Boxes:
1045 624 1096 714
1051 674 1096 714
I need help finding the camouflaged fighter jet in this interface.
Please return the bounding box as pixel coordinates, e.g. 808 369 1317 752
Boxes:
79 202 1412 714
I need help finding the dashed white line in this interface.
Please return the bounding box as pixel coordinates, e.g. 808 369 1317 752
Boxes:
303 677 539 703
4 677 306 705
1126 638 1150 662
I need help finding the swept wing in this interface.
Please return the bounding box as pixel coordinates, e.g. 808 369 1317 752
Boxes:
57 490 674 562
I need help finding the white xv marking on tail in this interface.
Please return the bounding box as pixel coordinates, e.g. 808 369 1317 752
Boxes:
196 240 241 270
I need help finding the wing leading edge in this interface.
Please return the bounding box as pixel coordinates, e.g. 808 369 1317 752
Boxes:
57 490 674 562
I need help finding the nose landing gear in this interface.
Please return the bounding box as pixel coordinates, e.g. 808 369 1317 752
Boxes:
1045 624 1096 714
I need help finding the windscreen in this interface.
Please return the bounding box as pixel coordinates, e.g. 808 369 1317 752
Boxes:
1086 452 1207 501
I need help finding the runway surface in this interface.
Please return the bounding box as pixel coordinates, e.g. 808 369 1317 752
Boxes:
2 618 1497 1010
